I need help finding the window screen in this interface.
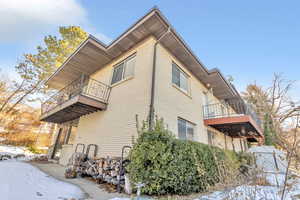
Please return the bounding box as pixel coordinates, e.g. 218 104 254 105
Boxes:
172 62 189 92
177 118 195 141
111 55 136 85
178 118 187 140
180 72 188 91
124 56 135 78
172 63 180 87
111 63 124 85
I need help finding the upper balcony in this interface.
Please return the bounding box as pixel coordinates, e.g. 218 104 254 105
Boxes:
40 75 111 124
203 98 263 142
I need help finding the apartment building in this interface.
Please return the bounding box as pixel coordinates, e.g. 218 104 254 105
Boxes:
40 8 263 165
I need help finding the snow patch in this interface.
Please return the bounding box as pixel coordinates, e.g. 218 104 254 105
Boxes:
198 185 281 200
0 145 34 156
198 183 300 200
0 145 84 199
0 145 47 161
197 146 300 200
0 160 85 200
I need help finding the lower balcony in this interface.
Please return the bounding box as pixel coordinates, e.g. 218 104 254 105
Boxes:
40 76 111 123
203 99 263 142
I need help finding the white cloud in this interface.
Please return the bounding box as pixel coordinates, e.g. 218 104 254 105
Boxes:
0 0 87 43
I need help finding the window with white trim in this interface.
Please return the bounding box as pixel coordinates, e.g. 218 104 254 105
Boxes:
172 62 189 93
111 55 136 85
178 118 195 141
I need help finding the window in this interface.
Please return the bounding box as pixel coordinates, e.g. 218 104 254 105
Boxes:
172 62 189 92
111 55 136 85
207 130 215 145
178 118 195 141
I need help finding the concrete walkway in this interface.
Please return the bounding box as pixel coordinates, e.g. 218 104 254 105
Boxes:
31 162 128 200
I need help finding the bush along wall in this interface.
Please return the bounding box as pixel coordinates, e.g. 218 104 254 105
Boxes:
126 118 252 195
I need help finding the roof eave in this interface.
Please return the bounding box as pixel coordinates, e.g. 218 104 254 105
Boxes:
45 7 241 101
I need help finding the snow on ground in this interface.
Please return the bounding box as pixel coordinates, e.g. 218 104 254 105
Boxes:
0 144 34 156
197 146 300 200
109 146 300 200
0 145 47 161
0 145 85 200
198 181 300 200
0 160 85 200
1 145 299 200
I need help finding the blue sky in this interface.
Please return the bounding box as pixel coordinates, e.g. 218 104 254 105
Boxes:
0 0 299 100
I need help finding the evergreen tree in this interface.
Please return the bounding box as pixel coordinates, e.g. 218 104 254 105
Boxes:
1 26 88 114
263 113 274 145
23 26 88 81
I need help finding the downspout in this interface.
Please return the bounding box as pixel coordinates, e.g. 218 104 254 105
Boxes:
149 27 171 130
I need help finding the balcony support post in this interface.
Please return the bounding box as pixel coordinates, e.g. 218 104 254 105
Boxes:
239 137 244 152
231 137 236 152
224 134 227 150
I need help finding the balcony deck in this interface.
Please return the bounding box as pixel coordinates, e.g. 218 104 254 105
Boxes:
203 99 263 142
40 76 111 123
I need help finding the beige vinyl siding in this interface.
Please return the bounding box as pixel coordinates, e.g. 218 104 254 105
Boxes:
154 43 207 143
56 35 244 163
206 126 244 151
154 42 244 151
207 126 227 149
69 37 156 158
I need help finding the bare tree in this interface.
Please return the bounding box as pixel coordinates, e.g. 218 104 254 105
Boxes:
0 61 42 116
281 111 299 200
242 74 300 146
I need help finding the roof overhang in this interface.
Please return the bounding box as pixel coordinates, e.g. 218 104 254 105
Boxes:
46 7 239 100
46 38 111 88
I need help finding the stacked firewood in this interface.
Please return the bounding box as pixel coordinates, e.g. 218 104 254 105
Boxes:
65 152 87 178
65 153 130 187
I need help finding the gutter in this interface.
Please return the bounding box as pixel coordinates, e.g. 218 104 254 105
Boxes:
149 28 171 130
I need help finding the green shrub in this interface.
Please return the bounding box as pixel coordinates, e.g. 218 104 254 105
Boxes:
127 118 248 195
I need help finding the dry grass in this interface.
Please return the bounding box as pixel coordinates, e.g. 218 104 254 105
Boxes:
35 133 51 147
1 132 37 146
0 132 51 149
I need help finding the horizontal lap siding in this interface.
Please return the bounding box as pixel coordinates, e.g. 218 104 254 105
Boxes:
154 44 207 143
155 44 245 152
73 37 155 158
